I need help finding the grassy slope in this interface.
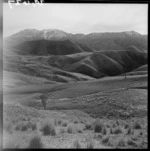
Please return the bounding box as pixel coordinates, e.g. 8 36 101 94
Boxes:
4 74 147 98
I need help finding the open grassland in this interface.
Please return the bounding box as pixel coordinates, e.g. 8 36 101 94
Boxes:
3 103 147 149
3 72 147 149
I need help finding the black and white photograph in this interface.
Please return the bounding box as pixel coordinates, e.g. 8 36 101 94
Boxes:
2 1 148 149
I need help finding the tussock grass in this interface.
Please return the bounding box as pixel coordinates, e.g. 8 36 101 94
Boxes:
77 129 82 133
41 121 56 136
4 122 12 133
28 135 44 148
102 126 107 135
86 139 94 149
54 119 62 126
21 124 28 131
59 128 66 134
74 120 78 124
73 140 82 148
127 127 133 135
124 124 129 129
102 135 127 148
67 125 74 134
93 119 104 133
101 135 110 145
132 121 142 129
127 138 137 147
62 122 68 127
84 123 92 130
15 123 23 131
113 127 122 134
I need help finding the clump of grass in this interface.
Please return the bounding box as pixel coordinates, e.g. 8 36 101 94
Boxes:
101 135 110 145
84 123 92 130
15 123 22 131
59 128 65 134
74 121 78 124
93 119 104 133
102 126 107 135
139 131 143 136
73 140 82 148
110 127 113 134
127 138 137 147
28 135 44 148
67 125 74 134
62 122 67 127
116 137 126 148
54 119 62 126
113 127 122 134
77 129 82 133
102 135 126 148
127 127 133 135
58 120 62 125
124 124 129 129
21 124 28 131
31 123 37 131
41 122 56 136
116 120 120 126
132 121 142 129
26 121 37 130
86 139 94 149
4 122 12 133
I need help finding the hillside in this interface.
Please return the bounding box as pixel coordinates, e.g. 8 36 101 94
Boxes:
3 29 148 149
72 31 147 51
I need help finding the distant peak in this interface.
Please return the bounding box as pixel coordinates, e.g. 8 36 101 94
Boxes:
123 31 141 36
40 29 69 40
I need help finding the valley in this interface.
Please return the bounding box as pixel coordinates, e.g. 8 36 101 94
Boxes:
3 29 148 149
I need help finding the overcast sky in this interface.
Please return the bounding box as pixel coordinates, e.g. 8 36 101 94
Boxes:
3 3 148 37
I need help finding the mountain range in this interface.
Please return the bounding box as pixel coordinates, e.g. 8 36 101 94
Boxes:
4 29 147 86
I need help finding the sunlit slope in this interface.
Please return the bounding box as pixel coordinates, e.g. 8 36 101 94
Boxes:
4 74 147 98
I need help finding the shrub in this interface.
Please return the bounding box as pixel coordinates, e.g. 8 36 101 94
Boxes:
93 120 104 133
28 135 44 148
73 140 82 148
41 122 56 136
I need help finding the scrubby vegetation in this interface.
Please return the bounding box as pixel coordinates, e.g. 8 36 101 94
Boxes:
41 121 56 136
93 119 104 133
28 135 44 148
3 103 147 149
73 140 82 149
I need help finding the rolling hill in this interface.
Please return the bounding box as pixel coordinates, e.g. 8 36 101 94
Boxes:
3 28 147 86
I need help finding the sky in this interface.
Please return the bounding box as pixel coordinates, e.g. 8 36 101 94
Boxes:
3 3 148 37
